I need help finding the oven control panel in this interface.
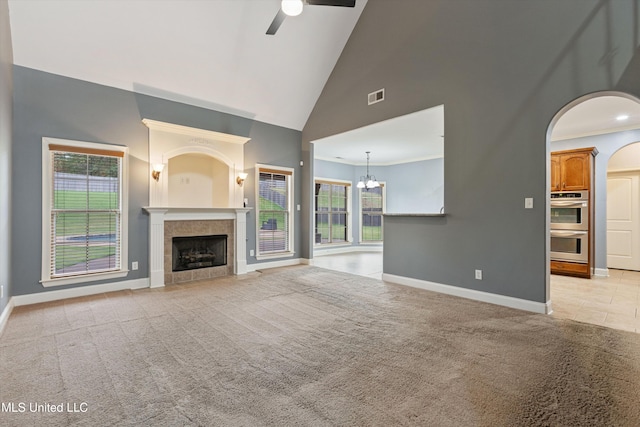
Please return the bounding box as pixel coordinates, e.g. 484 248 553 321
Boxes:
551 191 588 200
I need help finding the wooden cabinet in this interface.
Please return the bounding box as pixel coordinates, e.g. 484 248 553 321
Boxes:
550 147 598 278
550 148 594 192
550 260 590 278
550 155 561 191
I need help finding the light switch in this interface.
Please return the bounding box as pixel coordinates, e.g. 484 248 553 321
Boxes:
525 197 534 209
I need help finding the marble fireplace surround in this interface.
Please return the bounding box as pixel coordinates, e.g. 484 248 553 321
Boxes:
144 208 250 288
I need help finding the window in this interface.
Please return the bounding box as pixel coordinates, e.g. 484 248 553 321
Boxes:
360 184 385 242
41 138 128 286
256 165 294 258
315 180 350 244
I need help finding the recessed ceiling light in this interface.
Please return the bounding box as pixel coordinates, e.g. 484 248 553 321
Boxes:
281 0 303 16
616 114 630 121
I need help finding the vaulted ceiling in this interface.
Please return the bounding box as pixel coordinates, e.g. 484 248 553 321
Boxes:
8 0 367 131
7 0 640 163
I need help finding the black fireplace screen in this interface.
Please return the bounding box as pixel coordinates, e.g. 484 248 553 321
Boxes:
172 235 227 272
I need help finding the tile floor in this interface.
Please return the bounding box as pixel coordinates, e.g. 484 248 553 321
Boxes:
312 251 640 334
551 269 640 333
312 251 384 280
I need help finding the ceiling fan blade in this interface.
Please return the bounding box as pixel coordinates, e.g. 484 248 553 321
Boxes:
266 9 287 35
306 0 355 6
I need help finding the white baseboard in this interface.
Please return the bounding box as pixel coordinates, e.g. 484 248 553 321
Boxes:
382 273 549 314
246 258 304 272
12 278 149 307
314 245 383 256
0 299 15 337
545 300 553 315
593 267 609 277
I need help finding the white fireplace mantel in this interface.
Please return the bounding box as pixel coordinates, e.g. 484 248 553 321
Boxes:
143 207 251 287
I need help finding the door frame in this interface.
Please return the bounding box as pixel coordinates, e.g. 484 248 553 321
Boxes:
545 91 640 309
606 162 640 271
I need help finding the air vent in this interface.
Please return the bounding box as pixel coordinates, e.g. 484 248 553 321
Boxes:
368 88 385 105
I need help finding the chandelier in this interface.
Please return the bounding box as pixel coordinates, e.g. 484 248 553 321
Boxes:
357 151 380 190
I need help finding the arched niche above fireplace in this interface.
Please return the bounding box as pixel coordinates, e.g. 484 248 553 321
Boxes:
143 119 250 208
168 153 230 208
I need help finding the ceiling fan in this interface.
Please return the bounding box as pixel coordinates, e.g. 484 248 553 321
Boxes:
266 0 356 35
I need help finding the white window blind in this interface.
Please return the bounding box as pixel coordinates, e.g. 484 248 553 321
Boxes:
258 168 291 254
49 145 122 278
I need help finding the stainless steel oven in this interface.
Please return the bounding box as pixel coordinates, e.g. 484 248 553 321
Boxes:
550 191 588 230
550 191 589 263
550 229 588 263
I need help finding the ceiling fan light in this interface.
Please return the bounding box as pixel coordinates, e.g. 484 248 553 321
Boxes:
281 0 303 16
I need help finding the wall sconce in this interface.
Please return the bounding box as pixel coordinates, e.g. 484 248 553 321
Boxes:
236 172 248 186
151 163 164 182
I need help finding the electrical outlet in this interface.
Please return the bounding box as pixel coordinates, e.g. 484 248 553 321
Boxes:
475 269 483 280
132 261 139 271
250 249 255 257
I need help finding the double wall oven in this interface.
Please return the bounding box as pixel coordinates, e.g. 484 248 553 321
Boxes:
550 191 589 263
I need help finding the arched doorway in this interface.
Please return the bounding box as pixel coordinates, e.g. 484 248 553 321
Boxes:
547 92 640 332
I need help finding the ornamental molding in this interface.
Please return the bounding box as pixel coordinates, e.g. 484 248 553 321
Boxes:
142 119 250 145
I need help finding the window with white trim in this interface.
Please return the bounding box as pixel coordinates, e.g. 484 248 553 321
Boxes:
360 183 385 242
314 180 350 244
256 165 294 257
42 138 128 286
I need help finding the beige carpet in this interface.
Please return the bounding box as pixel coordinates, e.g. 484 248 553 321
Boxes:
2 265 640 426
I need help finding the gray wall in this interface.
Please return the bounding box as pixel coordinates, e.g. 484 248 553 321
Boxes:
382 158 444 213
314 159 355 182
243 121 303 264
552 128 640 273
12 66 301 296
0 0 12 312
12 67 149 296
303 0 640 303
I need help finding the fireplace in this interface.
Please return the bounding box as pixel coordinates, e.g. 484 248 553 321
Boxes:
172 235 227 272
151 214 244 286
143 118 252 288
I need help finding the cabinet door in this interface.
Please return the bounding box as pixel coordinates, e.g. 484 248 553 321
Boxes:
550 155 561 192
561 153 590 191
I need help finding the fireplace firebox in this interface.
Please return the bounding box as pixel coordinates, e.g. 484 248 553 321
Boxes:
172 235 227 272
